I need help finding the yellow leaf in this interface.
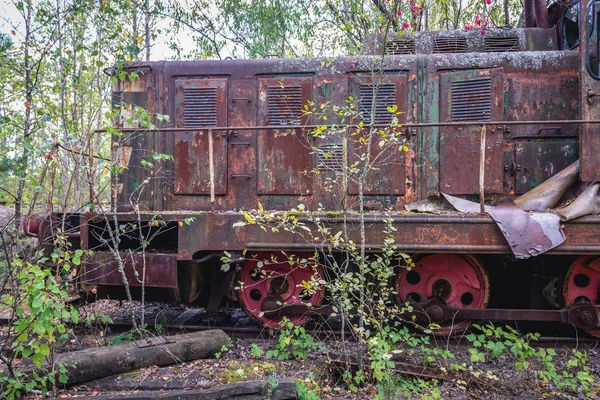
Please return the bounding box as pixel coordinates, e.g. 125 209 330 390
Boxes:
242 211 256 225
178 221 183 227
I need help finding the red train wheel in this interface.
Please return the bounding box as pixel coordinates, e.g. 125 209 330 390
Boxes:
397 254 489 335
563 256 600 338
238 252 325 329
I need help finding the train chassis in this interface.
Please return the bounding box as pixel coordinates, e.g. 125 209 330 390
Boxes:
77 210 600 336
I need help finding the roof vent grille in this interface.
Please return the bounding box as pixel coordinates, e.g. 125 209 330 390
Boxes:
451 78 492 121
484 35 519 52
434 37 467 53
385 38 415 55
183 87 218 127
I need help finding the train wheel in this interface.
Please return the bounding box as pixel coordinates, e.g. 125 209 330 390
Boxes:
563 256 600 338
238 252 325 329
397 254 489 335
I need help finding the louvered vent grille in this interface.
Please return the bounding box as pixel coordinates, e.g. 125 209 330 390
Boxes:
434 37 467 53
484 36 519 52
359 84 397 124
451 79 492 121
266 86 303 126
316 144 344 172
385 39 415 55
183 87 218 127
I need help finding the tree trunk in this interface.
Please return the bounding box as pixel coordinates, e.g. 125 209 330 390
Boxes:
13 330 230 385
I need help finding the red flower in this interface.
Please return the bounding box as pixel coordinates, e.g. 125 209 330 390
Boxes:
464 24 474 31
486 0 492 4
475 15 481 26
402 21 410 30
481 29 486 35
397 10 402 17
411 4 419 13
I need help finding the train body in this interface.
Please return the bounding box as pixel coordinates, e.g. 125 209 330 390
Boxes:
68 1 600 332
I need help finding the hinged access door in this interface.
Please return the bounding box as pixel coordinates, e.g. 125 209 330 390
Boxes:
439 68 504 194
348 74 408 195
174 78 228 195
257 77 312 195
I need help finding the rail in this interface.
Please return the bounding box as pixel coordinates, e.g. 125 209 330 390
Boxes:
94 118 600 133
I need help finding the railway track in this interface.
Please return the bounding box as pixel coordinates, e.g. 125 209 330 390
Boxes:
2 301 598 349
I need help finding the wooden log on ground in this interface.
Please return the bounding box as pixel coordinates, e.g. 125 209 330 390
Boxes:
15 330 230 385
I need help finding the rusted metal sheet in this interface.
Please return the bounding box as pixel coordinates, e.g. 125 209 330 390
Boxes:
504 72 579 138
515 141 579 194
558 182 600 221
83 251 177 288
257 77 312 195
348 74 407 195
117 132 155 211
514 160 580 211
579 0 600 181
227 79 258 210
443 194 565 258
163 212 600 259
439 69 504 194
486 203 565 258
174 78 228 195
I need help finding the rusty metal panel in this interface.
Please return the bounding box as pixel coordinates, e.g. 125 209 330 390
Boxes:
257 77 312 195
348 74 407 195
439 69 504 194
580 0 600 181
83 252 177 288
174 78 228 195
515 141 579 194
172 212 600 258
504 72 579 138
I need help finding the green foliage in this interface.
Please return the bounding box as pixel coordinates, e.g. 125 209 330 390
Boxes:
462 323 596 397
266 318 322 361
215 341 234 359
0 260 78 398
249 343 264 359
107 329 142 346
296 378 321 400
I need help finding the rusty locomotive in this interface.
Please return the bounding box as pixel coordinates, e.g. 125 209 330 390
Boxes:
33 0 600 335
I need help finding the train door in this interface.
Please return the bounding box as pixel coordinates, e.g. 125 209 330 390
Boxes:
173 78 229 198
438 68 504 195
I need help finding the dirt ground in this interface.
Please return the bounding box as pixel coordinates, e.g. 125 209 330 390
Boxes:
39 301 600 398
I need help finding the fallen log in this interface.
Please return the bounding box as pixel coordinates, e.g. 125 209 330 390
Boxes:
89 378 297 400
15 329 230 386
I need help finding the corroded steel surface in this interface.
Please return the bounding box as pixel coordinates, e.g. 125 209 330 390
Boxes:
83 251 177 288
579 0 600 181
89 213 600 259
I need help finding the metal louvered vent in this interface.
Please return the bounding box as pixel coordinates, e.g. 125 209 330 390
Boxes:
484 35 519 52
266 86 303 126
184 87 218 127
359 84 397 124
385 38 415 55
451 79 492 121
434 37 467 53
316 144 344 172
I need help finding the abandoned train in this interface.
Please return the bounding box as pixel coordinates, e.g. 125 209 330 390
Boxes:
31 0 600 334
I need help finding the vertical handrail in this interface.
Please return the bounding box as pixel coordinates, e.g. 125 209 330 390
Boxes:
479 125 487 213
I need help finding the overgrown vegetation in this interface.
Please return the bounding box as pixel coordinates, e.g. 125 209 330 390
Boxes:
0 0 597 398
